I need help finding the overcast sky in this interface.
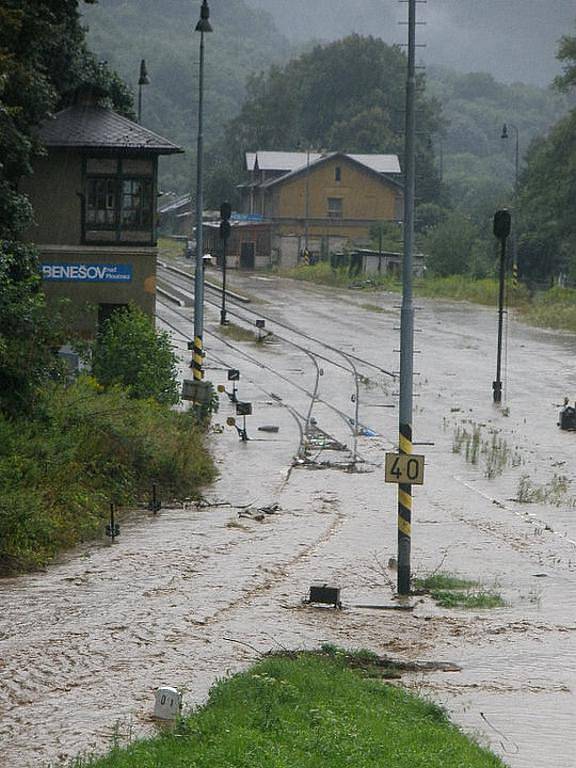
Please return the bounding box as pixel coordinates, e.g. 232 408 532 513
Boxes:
246 0 576 86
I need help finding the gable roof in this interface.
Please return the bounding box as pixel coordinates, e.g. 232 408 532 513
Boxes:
39 105 183 155
246 150 401 175
259 152 404 191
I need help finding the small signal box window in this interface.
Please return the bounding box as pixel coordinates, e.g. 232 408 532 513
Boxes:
335 166 341 182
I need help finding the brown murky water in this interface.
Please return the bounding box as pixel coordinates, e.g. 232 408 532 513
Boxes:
1 269 575 766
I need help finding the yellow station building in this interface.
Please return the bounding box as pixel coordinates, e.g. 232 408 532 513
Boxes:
238 150 403 266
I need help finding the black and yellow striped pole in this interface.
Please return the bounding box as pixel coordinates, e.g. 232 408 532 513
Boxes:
397 0 417 596
192 335 204 381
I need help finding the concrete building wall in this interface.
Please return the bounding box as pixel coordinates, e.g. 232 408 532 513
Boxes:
21 152 83 245
38 244 157 335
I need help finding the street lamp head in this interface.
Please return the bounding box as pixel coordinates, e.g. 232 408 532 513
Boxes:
501 123 509 140
195 0 213 32
138 59 150 86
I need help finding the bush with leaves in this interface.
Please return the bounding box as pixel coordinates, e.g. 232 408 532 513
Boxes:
91 306 180 405
0 377 215 574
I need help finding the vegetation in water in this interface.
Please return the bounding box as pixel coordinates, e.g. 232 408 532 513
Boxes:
414 573 505 610
516 474 575 507
451 421 523 479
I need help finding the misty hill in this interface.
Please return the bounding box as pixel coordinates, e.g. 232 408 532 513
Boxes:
246 0 576 86
81 0 573 202
81 0 291 190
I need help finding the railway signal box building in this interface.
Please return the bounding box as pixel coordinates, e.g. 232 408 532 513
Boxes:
21 92 182 334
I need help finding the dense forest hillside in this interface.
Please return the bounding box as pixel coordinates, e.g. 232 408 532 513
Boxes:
246 0 575 86
81 0 291 191
82 0 574 201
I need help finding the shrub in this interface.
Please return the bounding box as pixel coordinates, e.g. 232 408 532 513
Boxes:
0 377 215 574
91 305 180 405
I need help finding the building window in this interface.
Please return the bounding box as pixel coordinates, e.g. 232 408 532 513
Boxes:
86 178 116 226
335 166 341 182
327 197 343 219
85 175 153 231
122 178 153 228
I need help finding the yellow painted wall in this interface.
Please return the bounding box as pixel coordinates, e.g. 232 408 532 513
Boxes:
272 156 400 235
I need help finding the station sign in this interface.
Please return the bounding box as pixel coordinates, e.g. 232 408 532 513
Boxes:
42 263 133 282
385 453 425 485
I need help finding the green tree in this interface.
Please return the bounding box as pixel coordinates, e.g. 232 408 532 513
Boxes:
0 241 65 416
423 212 486 277
555 23 576 92
517 23 576 283
0 0 132 239
92 306 180 406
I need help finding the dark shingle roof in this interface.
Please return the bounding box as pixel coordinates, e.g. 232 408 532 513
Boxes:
39 105 183 155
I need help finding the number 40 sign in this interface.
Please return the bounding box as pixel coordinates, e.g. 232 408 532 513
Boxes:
385 453 425 485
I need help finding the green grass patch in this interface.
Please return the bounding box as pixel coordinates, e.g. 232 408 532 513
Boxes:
430 590 506 609
518 286 576 333
71 652 505 767
413 275 530 307
414 572 505 610
0 377 215 575
157 236 186 261
278 262 400 291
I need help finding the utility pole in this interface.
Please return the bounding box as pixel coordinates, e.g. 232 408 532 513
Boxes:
492 209 511 404
397 0 417 596
220 201 231 325
192 0 212 381
501 123 519 289
304 147 311 255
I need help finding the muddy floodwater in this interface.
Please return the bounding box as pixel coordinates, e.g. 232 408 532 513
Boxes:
1 269 576 767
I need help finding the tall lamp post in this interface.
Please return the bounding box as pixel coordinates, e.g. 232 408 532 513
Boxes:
501 123 519 284
137 59 150 123
192 0 212 382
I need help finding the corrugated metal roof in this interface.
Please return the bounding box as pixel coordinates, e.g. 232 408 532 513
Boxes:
246 150 400 175
39 105 183 154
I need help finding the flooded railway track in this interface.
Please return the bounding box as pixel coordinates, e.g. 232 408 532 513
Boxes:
156 300 386 467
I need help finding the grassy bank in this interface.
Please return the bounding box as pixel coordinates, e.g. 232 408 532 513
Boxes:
0 377 215 575
71 651 505 767
279 261 399 290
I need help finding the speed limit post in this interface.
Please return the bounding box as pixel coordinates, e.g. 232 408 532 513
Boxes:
385 453 425 485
